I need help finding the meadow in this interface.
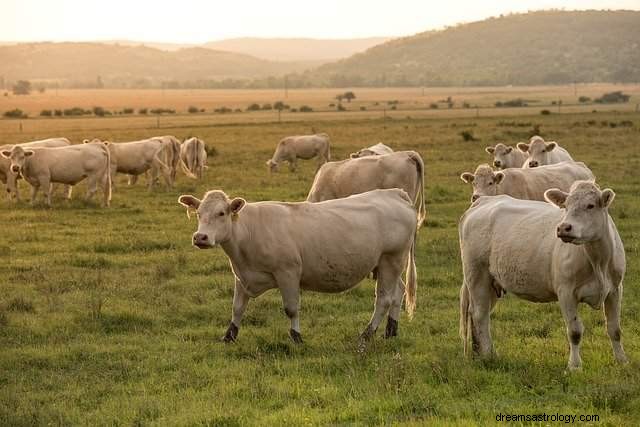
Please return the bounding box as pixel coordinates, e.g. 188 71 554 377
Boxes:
0 88 639 425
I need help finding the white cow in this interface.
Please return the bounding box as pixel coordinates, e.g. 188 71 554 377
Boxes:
180 137 208 179
1 142 112 207
460 162 594 203
485 143 526 169
178 189 418 344
1 138 71 200
459 181 627 370
350 142 393 158
518 136 574 168
307 151 426 226
267 133 330 173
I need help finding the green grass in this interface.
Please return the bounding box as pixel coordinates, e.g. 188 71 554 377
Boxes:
0 111 639 425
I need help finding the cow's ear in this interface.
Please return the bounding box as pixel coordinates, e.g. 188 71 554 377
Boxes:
178 195 201 209
505 146 513 154
350 152 359 159
600 189 615 208
460 172 474 183
517 142 529 152
544 189 568 208
494 171 505 184
229 198 246 214
24 150 34 157
485 146 495 154
0 150 11 158
83 139 90 144
545 142 557 152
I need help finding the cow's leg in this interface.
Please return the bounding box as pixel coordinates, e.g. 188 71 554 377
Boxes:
288 156 297 172
222 278 250 343
362 257 402 342
29 182 40 205
558 292 583 370
41 178 53 206
128 174 138 186
385 278 405 338
148 167 158 191
63 185 73 200
275 270 303 344
466 271 496 357
604 287 628 364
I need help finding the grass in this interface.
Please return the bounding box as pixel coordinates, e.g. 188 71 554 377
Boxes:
0 100 639 425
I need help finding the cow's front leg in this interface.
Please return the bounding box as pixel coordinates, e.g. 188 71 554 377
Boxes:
29 183 39 205
559 292 584 370
604 287 628 364
222 278 250 343
275 270 303 343
288 157 297 172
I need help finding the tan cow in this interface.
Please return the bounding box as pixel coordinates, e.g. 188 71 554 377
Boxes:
518 136 574 168
267 133 330 173
350 142 393 158
1 142 112 207
485 143 526 169
178 188 418 344
307 151 426 227
1 138 71 200
460 162 594 203
180 137 208 179
459 181 627 370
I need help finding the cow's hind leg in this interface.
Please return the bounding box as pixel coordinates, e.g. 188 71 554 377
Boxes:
362 256 402 342
466 269 496 357
385 278 405 338
84 174 98 203
604 287 628 364
275 270 303 344
558 291 584 370
222 278 251 343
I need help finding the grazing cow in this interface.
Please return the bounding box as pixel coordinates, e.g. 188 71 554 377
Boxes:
350 142 393 158
518 136 574 168
459 181 628 370
485 143 526 169
267 133 330 173
1 143 112 206
180 137 208 179
460 162 594 203
178 189 418 344
1 138 71 200
307 151 426 226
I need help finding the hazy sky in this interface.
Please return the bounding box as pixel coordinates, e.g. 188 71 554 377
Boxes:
2 0 639 42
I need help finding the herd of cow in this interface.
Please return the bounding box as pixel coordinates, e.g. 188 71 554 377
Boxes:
1 132 627 370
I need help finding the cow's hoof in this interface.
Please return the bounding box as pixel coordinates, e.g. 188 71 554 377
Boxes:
384 317 398 339
289 329 304 344
221 322 239 343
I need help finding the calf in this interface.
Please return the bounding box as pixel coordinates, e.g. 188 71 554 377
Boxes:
518 136 574 168
485 143 526 169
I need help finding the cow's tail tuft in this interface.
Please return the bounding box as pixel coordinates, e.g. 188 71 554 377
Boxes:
460 282 471 356
404 228 418 319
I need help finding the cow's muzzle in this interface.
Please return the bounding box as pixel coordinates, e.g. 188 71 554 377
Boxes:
557 223 577 243
11 166 20 173
528 160 539 168
192 232 214 249
471 194 480 202
493 160 501 168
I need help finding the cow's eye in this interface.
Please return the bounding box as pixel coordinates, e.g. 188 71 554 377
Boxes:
218 212 225 217
489 182 493 186
587 204 595 210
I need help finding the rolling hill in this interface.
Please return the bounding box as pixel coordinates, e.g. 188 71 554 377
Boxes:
307 10 640 86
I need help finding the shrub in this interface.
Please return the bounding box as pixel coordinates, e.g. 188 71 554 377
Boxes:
578 96 591 103
205 145 218 157
274 101 289 110
496 99 527 108
122 108 134 114
337 104 346 111
138 108 148 114
64 107 87 116
93 106 106 117
290 108 298 112
188 106 199 113
247 103 261 111
429 103 438 109
3 108 27 118
328 103 335 107
262 103 272 110
460 130 478 142
360 106 367 111
54 109 63 117
462 102 471 108
150 108 175 114
40 109 52 117
540 109 551 115
594 91 630 104
299 105 313 112
390 105 397 110
214 106 232 114
234 108 242 113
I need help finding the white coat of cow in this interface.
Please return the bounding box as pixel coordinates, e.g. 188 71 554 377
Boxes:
350 142 393 158
180 137 208 179
1 138 71 200
518 136 574 168
178 188 418 344
459 181 627 369
460 162 594 203
267 133 330 173
485 143 527 169
1 142 112 206
307 151 426 226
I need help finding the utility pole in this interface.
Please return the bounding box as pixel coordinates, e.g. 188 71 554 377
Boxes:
284 76 288 99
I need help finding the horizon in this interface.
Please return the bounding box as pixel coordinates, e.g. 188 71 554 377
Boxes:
2 1 639 44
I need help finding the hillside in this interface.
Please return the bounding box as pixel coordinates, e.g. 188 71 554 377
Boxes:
308 10 640 86
0 43 316 87
203 37 391 61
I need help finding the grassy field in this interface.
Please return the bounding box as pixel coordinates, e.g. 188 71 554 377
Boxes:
0 98 639 425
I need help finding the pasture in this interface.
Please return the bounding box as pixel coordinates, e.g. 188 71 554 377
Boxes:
0 95 639 425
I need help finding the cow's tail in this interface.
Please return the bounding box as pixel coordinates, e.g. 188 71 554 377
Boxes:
99 142 112 206
178 148 198 180
460 282 471 356
324 135 331 161
408 151 426 227
404 227 418 319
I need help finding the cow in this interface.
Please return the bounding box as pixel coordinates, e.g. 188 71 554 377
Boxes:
459 181 628 370
350 142 393 158
266 133 330 173
518 136 574 168
307 151 426 227
178 188 418 345
460 162 594 203
1 142 112 207
485 143 526 169
1 138 71 200
180 137 208 179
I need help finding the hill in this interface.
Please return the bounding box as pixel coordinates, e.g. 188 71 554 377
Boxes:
203 37 391 61
308 10 640 86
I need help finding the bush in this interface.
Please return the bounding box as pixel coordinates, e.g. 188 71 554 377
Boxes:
188 106 199 113
3 108 27 118
578 96 591 103
299 105 313 112
390 105 397 110
540 109 551 115
328 103 335 107
290 108 298 112
54 109 63 117
247 103 261 111
429 103 438 109
93 106 106 117
234 108 242 113
262 103 272 110
337 104 346 111
594 91 630 104
274 101 289 110
460 130 478 142
205 145 218 157
64 107 88 116
138 108 148 114
360 106 367 111
496 99 527 108
150 108 175 114
122 108 134 114
40 109 52 117
462 102 471 108
214 106 232 114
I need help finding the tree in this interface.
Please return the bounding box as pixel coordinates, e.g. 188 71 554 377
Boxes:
343 91 356 103
12 80 31 95
335 94 344 103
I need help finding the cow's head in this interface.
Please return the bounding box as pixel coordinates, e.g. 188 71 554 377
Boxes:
178 190 246 248
545 181 615 245
518 136 557 168
1 145 33 177
460 164 504 202
350 149 374 158
266 159 278 173
485 143 514 169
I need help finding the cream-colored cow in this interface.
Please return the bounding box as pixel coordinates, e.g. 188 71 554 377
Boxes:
350 142 393 158
180 137 208 179
485 143 526 169
267 133 330 173
518 136 574 168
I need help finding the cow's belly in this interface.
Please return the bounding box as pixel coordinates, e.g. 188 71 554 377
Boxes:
117 160 150 175
299 247 380 293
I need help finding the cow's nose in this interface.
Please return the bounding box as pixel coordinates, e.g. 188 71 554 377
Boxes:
557 223 572 235
493 161 501 168
471 194 480 202
193 232 208 243
11 166 19 173
528 161 538 168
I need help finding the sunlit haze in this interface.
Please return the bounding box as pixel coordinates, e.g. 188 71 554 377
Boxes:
2 0 639 43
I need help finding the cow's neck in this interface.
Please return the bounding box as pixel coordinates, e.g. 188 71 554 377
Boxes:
582 215 615 292
220 216 251 263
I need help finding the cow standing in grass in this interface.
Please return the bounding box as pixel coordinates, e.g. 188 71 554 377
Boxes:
180 137 208 179
267 133 330 173
485 143 526 169
518 136 574 168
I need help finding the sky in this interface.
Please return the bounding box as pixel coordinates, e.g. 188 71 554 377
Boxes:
2 0 639 43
